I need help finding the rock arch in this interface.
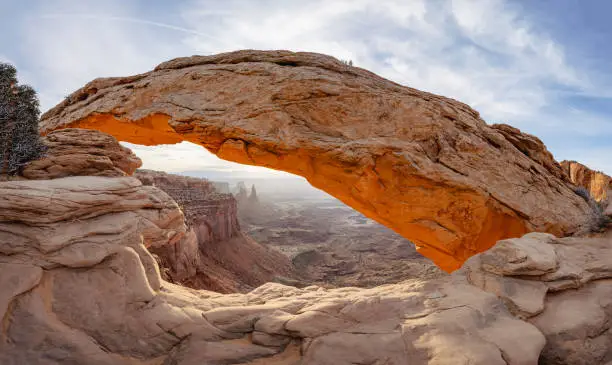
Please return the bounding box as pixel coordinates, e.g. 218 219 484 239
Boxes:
40 50 593 271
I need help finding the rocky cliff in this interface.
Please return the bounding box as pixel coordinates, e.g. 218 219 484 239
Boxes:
134 169 293 293
39 50 597 271
561 160 611 203
2 173 612 364
135 169 239 243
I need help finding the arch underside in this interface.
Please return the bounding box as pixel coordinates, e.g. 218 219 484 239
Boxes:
40 50 592 271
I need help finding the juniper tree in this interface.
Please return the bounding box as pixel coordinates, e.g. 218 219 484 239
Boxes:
0 63 46 176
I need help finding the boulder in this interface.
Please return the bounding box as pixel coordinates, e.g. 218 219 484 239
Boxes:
463 232 612 363
22 128 141 179
40 50 595 271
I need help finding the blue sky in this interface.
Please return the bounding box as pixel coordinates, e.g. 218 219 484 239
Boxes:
1 0 611 176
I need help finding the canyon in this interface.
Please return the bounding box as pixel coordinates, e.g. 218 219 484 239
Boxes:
1 50 612 364
236 183 443 287
561 160 611 203
39 50 598 271
134 169 293 293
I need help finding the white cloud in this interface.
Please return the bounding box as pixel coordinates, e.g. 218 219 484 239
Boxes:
125 141 294 178
12 0 611 175
22 0 188 111
179 0 587 123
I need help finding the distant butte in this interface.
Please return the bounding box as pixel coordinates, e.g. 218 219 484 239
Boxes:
40 50 597 271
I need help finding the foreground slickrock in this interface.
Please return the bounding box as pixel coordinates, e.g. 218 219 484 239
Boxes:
1 175 611 364
463 232 612 364
40 50 596 270
0 176 542 365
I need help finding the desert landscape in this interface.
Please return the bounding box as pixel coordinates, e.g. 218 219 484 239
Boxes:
1 49 611 365
232 178 443 287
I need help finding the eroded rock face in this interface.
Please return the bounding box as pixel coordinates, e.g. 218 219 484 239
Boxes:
134 169 293 293
3 174 612 364
135 169 239 241
22 128 142 179
40 50 595 271
561 160 611 203
0 176 545 365
463 232 612 364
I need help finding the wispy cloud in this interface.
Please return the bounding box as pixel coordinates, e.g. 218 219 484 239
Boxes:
179 0 591 124
38 14 222 40
7 0 611 174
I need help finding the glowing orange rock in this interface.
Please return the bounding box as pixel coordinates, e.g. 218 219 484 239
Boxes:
561 160 611 203
40 50 595 271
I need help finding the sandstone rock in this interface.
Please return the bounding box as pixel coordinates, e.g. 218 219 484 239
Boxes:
22 128 141 179
40 50 595 271
135 169 238 242
530 280 612 365
479 232 558 276
561 160 611 203
463 232 612 363
0 263 42 320
251 331 291 348
0 176 548 365
134 169 294 293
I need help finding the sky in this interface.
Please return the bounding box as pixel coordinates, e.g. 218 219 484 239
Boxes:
1 0 611 176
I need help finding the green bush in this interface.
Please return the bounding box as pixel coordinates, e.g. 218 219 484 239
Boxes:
0 63 46 176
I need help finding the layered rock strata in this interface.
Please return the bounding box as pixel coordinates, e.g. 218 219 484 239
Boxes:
0 176 541 365
561 160 611 203
22 128 141 179
40 50 596 270
463 232 612 364
134 169 293 292
2 175 611 364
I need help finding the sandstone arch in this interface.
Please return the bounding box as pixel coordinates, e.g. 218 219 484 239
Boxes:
40 50 594 271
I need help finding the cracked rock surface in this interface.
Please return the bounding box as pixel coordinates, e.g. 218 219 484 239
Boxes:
22 128 142 179
2 175 611 364
0 176 545 365
39 50 595 271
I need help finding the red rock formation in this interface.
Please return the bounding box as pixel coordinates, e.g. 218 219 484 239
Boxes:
39 50 595 271
134 169 293 292
561 160 611 203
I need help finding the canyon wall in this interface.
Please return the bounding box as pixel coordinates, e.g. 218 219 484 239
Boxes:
39 50 597 271
135 169 240 243
561 160 611 203
134 169 293 292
